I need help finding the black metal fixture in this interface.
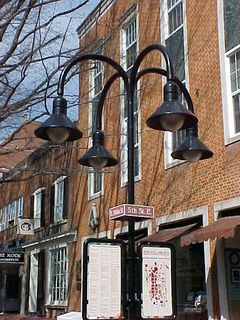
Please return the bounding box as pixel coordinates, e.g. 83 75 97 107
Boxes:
171 126 213 162
78 130 118 169
35 44 213 320
34 96 82 144
146 81 197 131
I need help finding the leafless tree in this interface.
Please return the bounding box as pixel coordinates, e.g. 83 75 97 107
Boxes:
0 0 94 142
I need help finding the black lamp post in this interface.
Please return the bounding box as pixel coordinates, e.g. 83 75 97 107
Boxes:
35 44 213 319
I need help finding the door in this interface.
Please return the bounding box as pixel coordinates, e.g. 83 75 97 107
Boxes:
29 252 38 313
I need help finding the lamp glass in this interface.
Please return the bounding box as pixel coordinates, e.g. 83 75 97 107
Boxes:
89 158 108 170
160 114 185 132
46 127 70 144
182 150 202 162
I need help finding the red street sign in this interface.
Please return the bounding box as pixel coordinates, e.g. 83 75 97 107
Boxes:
109 204 154 220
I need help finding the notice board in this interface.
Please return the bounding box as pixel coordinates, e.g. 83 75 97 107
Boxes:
82 238 125 320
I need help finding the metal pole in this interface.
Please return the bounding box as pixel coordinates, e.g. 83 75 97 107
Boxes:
126 78 136 319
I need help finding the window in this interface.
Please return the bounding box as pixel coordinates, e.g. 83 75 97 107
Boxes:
88 58 103 198
220 0 240 142
50 176 68 224
161 0 188 167
31 189 45 229
49 247 67 305
120 16 141 185
0 197 23 230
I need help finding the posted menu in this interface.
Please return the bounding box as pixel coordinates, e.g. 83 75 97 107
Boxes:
87 243 122 319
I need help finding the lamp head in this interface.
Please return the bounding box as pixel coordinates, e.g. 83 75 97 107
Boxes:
171 126 213 162
146 82 198 132
78 130 118 170
34 96 82 143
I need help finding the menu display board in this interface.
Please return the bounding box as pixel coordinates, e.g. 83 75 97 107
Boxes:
82 239 125 320
141 245 174 319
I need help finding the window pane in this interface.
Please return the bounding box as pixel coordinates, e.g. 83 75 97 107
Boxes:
165 28 185 81
224 0 240 52
50 248 67 304
233 94 240 132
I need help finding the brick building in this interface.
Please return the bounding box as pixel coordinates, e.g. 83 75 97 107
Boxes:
0 0 240 319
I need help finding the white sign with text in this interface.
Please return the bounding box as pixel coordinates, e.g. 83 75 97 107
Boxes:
87 243 122 319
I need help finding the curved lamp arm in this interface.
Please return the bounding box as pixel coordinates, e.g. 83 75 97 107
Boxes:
57 53 129 97
96 72 120 130
135 67 194 113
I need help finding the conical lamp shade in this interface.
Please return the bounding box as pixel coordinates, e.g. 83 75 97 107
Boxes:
146 82 198 132
34 96 82 143
79 145 118 169
171 127 213 162
78 131 118 169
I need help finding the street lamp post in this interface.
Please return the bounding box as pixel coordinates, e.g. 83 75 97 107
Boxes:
35 44 213 319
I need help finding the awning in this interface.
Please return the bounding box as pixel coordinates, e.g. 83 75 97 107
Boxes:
139 223 197 243
181 216 240 246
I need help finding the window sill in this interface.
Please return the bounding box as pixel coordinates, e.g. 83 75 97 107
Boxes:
88 191 103 201
121 175 141 188
50 219 67 227
225 133 240 146
34 227 44 232
165 158 186 170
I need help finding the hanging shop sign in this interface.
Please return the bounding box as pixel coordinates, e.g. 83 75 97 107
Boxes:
0 252 24 264
138 242 176 319
82 238 126 320
17 218 34 235
109 204 154 220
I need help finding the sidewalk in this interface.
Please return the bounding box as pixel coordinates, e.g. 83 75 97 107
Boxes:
0 314 51 319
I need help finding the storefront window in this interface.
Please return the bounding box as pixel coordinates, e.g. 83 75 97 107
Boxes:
170 238 207 319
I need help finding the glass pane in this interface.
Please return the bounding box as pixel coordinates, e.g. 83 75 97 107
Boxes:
172 129 186 151
93 172 102 194
134 146 139 177
224 0 240 51
126 42 137 69
231 72 237 92
230 55 236 73
234 94 240 132
166 28 185 81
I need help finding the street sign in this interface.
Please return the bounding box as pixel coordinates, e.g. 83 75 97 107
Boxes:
82 238 126 320
109 204 154 220
138 243 176 319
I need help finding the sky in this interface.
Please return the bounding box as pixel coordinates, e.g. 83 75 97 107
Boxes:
0 0 102 142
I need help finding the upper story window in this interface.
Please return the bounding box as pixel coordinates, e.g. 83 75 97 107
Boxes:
220 0 240 143
161 0 188 167
30 188 45 229
120 15 141 185
88 58 104 198
168 0 183 35
50 176 68 224
0 197 23 230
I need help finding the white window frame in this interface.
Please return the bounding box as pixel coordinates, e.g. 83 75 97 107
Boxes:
88 58 104 199
160 0 189 168
120 11 141 186
53 176 66 223
218 0 240 144
16 197 23 217
33 188 44 229
0 208 4 231
48 245 68 306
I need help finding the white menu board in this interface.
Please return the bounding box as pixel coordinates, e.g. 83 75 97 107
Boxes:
87 243 122 319
142 246 173 318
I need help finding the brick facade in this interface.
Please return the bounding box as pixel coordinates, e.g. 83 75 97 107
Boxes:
0 0 240 319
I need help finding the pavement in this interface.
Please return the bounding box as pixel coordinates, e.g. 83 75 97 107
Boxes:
0 314 51 319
